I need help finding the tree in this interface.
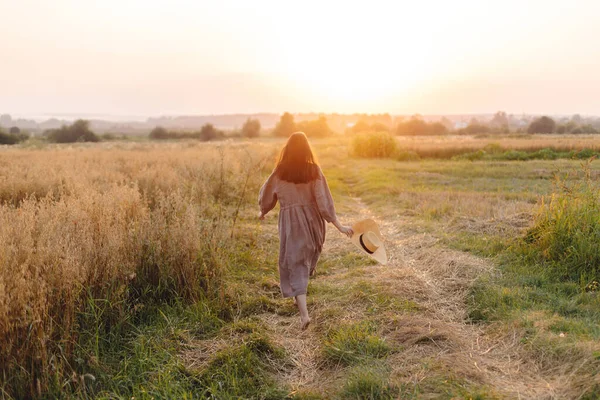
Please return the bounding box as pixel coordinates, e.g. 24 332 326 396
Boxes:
396 116 448 135
527 116 556 134
0 127 28 145
579 124 598 134
370 122 390 132
199 123 220 141
428 122 448 135
439 117 454 131
46 119 99 143
296 115 333 137
457 123 490 135
396 116 428 135
9 126 20 134
149 126 169 139
490 111 509 132
350 120 371 134
241 118 261 138
273 112 296 137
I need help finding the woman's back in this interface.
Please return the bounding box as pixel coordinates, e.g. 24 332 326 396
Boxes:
260 167 336 224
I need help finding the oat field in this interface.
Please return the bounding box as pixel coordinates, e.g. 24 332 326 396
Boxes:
1 136 599 399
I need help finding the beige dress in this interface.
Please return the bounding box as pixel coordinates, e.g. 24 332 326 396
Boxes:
258 167 337 298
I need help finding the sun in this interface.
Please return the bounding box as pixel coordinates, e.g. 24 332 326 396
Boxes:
281 47 433 111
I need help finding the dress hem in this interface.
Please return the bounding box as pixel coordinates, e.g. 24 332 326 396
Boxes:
281 290 307 298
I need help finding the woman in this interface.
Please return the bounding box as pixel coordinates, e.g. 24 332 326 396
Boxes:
258 132 353 330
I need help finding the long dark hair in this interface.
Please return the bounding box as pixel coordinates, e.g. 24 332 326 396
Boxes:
274 132 319 184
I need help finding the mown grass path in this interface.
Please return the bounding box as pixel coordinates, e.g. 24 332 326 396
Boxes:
244 195 559 398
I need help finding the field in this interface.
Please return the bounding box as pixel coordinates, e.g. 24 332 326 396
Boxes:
1 135 600 399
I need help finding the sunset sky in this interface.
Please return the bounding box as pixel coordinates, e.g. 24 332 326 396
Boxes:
1 0 599 118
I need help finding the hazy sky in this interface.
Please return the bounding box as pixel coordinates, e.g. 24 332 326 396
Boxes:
1 0 599 117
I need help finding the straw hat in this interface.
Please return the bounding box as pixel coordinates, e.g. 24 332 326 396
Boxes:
351 219 387 265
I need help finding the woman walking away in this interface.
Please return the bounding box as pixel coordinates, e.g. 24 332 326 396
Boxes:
258 132 353 330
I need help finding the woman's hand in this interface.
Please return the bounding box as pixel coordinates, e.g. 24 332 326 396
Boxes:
333 219 353 238
338 225 354 238
258 211 265 220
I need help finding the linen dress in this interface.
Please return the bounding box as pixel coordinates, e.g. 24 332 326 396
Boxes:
258 167 337 298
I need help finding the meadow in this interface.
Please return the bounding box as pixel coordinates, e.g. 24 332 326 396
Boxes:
1 135 599 399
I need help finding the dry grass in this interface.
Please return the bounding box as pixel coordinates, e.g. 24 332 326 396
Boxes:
0 141 276 397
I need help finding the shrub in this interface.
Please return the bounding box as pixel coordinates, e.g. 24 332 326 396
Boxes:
453 149 487 161
396 117 449 135
46 119 99 143
149 126 169 139
456 123 491 135
241 118 261 138
530 148 559 160
0 127 28 145
349 120 372 134
395 150 420 161
0 131 19 145
523 163 600 283
573 149 597 159
101 133 117 141
351 131 398 158
199 123 222 141
528 116 556 134
498 150 530 161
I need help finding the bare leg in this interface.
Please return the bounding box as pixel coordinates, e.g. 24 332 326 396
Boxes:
295 294 311 330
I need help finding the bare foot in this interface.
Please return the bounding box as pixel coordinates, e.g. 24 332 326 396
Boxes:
301 317 311 331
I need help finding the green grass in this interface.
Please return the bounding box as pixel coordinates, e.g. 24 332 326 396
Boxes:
322 322 391 366
453 147 600 162
197 338 288 399
340 364 397 400
521 172 600 283
90 302 224 399
397 373 500 400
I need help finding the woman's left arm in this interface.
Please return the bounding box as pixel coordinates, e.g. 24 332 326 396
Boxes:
315 168 353 237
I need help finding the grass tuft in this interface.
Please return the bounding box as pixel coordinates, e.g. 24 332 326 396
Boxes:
197 340 288 399
323 322 391 366
521 162 600 283
341 364 397 400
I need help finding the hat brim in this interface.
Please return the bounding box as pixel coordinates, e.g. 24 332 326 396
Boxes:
350 219 387 265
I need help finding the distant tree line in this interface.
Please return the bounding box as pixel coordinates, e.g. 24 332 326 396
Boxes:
346 111 600 136
148 123 226 141
148 113 334 140
5 112 600 144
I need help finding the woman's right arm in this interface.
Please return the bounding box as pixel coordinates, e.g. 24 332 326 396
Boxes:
258 173 278 219
314 167 353 237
